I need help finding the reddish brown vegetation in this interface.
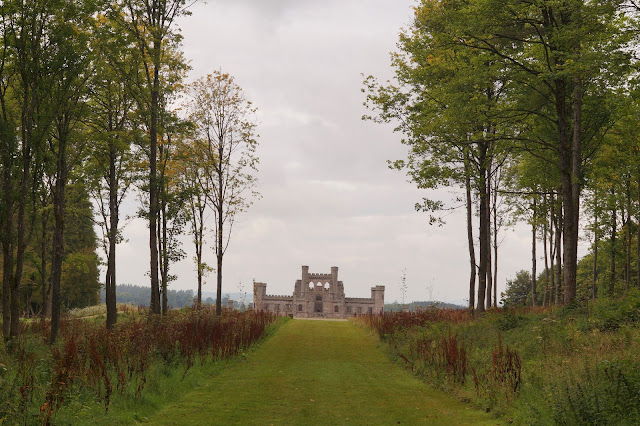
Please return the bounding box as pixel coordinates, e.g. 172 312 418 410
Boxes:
17 309 274 424
360 309 472 336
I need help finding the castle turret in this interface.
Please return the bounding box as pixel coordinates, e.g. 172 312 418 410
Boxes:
371 285 385 314
253 282 267 310
331 266 338 287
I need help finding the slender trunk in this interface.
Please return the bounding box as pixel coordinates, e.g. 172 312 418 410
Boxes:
486 172 493 310
11 127 31 339
593 199 598 300
549 193 555 306
196 199 204 306
476 145 489 315
216 200 223 317
610 187 617 296
563 78 582 305
40 205 48 317
493 175 498 308
148 41 161 315
50 123 68 345
106 142 118 329
637 169 640 288
543 195 550 307
1 133 13 340
625 178 631 291
532 201 537 306
161 194 168 314
216 140 224 317
554 196 563 305
464 155 476 312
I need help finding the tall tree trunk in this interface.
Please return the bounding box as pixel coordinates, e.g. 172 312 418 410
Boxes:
40 204 48 317
476 144 489 315
543 195 550 307
493 172 498 308
610 187 617 296
625 178 631 291
148 40 161 315
106 142 118 329
11 124 32 339
216 199 223 317
532 201 537 306
549 193 555 306
593 198 599 300
637 169 640 288
464 154 476 312
1 123 13 341
562 78 582 305
161 194 168 314
50 123 68 345
486 169 492 310
554 195 563 305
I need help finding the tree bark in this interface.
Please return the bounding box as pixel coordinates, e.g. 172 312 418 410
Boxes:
49 120 69 345
1 121 13 341
486 171 493 310
464 154 476 312
476 144 489 315
148 35 161 315
554 195 563 306
593 197 598 300
625 178 631 291
610 186 617 296
532 201 537 306
106 141 118 328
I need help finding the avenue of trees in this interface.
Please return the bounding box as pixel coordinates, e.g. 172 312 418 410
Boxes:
365 0 640 313
0 0 260 346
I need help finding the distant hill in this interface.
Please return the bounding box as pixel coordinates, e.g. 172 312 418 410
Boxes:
100 285 252 309
384 301 466 312
100 284 194 309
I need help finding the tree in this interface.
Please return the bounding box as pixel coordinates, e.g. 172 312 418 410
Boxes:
174 135 212 306
84 9 139 329
501 270 532 307
110 0 191 315
363 0 515 314
187 71 260 316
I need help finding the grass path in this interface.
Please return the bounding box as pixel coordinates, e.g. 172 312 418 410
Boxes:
147 319 499 425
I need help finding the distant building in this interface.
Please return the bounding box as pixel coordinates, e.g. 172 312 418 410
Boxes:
253 265 385 318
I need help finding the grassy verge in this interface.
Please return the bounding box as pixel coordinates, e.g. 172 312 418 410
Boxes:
0 308 280 425
356 291 640 424
147 319 497 425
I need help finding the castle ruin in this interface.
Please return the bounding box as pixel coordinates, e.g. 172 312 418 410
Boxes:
253 265 385 318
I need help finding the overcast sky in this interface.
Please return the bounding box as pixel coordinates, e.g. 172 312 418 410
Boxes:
112 0 585 305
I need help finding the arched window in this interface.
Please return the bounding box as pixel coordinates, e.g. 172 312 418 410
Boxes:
298 304 303 312
334 305 339 313
346 306 351 313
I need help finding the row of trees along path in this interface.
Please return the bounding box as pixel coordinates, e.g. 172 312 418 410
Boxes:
147 320 497 425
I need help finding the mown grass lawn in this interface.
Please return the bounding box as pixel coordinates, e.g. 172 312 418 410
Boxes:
147 319 499 425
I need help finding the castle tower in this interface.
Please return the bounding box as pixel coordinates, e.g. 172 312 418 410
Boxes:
371 285 385 314
253 282 267 310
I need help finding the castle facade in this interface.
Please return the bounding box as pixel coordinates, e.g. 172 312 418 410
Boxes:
253 265 384 318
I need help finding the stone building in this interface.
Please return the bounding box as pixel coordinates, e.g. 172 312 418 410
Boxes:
253 265 385 318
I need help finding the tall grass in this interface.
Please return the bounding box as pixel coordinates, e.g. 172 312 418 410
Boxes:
0 308 275 424
355 301 640 424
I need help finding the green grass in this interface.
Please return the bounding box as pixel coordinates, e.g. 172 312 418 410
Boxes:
146 320 498 425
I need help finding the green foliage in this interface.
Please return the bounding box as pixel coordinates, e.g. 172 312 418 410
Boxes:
551 359 640 425
501 270 532 308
